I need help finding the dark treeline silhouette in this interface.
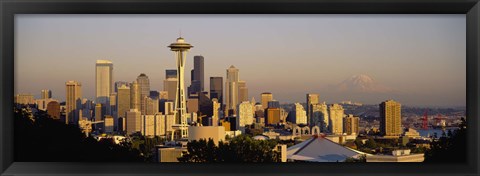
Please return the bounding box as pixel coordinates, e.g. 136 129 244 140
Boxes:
424 118 467 163
178 135 280 162
14 107 144 162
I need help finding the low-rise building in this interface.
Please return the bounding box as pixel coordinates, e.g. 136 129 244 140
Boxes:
366 149 424 162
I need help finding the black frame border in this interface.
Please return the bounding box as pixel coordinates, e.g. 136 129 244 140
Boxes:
1 0 479 176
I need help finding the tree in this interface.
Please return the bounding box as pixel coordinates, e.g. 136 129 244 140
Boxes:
424 118 467 163
178 135 281 162
14 107 144 162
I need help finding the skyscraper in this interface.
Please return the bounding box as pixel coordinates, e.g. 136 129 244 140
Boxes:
130 81 141 111
312 102 329 132
210 77 223 105
126 109 141 135
41 89 52 99
225 65 239 114
380 100 402 138
287 103 307 125
95 60 113 107
193 55 204 91
328 104 344 135
237 101 254 132
261 92 273 110
164 69 178 101
238 81 248 103
117 84 131 121
168 37 193 139
212 98 221 127
344 114 360 135
66 80 82 125
306 93 320 125
137 73 150 115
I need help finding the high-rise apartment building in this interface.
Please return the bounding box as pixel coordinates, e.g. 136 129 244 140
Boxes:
328 104 344 135
66 80 82 125
380 100 402 138
261 92 273 110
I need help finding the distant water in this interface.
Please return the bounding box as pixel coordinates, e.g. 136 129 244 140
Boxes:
416 127 458 137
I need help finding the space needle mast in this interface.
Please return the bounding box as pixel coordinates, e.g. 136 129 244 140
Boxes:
168 36 193 139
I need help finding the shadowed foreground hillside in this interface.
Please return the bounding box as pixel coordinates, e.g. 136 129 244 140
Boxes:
14 107 144 162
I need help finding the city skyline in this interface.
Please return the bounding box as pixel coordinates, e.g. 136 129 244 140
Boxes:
15 14 466 107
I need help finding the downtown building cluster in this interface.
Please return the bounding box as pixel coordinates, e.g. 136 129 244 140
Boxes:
14 37 411 162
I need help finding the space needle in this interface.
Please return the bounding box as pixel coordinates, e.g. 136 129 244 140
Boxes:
168 36 193 139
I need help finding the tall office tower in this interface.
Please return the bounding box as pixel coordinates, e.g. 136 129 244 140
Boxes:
136 73 150 115
225 65 239 115
198 91 213 118
212 98 221 126
287 103 307 125
210 77 223 105
41 89 52 99
95 103 103 122
126 109 141 135
159 91 169 100
266 108 281 125
114 81 129 92
164 76 178 101
104 115 114 133
344 114 360 135
186 98 199 114
144 97 159 115
380 100 402 138
238 81 248 102
130 81 141 111
95 60 113 109
109 93 117 128
117 84 131 120
237 101 254 132
261 92 273 110
65 81 82 125
328 104 344 135
166 69 177 79
168 37 193 139
312 102 329 132
268 100 280 109
46 101 60 120
306 93 320 125
193 55 204 91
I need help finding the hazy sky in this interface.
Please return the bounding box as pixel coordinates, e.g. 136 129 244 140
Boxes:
15 14 466 107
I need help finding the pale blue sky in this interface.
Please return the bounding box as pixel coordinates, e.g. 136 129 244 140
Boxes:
15 14 466 107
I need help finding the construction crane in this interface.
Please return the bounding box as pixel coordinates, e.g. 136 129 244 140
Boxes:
422 109 429 130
